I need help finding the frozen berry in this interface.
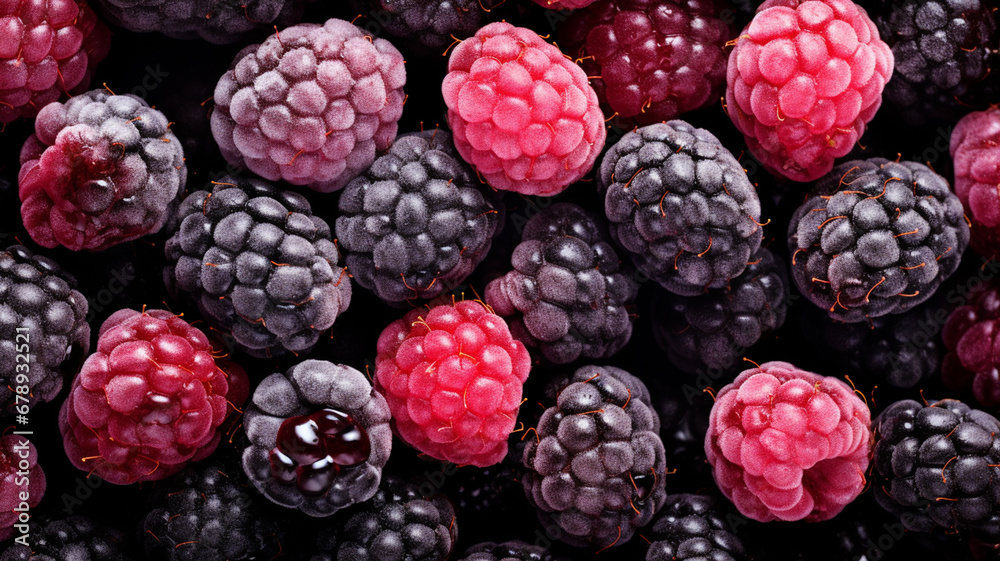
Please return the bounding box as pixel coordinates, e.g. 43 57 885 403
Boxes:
0 436 45 542
94 0 303 44
346 0 510 52
943 282 1000 408
951 107 1000 259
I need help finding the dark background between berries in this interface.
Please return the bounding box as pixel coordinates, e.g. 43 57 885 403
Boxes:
0 1 994 559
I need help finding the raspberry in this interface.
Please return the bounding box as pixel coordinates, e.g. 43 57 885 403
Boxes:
0 245 89 416
19 90 186 251
338 476 457 561
0 515 131 561
522 365 667 549
346 0 509 52
867 0 999 125
651 247 789 374
645 494 745 561
559 0 733 126
951 107 1000 259
0 0 110 124
872 398 1000 541
94 0 303 44
210 18 406 192
704 361 871 522
943 282 1000 408
458 541 562 560
485 203 638 364
59 309 244 485
241 360 392 516
163 175 352 357
442 22 606 196
725 0 894 182
597 121 764 295
0 436 45 542
530 0 596 9
788 158 969 322
336 130 502 304
374 300 531 467
141 456 282 561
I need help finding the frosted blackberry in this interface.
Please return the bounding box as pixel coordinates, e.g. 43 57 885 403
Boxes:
242 360 392 517
141 458 281 561
645 494 745 561
0 245 89 416
459 541 562 561
485 203 638 365
94 0 303 44
522 365 668 548
164 175 352 357
873 398 1000 541
336 130 501 303
651 247 788 375
0 515 132 561
347 0 508 51
788 158 968 322
597 121 763 296
338 476 457 561
867 0 999 124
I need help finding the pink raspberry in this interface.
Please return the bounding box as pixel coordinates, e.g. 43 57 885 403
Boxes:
704 361 871 522
0 436 45 542
0 0 111 124
529 0 596 8
59 309 247 485
374 299 531 467
950 107 1000 259
442 22 606 196
725 0 893 182
211 18 407 192
942 283 1000 409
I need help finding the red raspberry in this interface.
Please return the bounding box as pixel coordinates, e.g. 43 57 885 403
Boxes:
59 309 246 485
704 361 871 522
0 0 111 124
374 299 531 467
0 436 45 541
951 107 1000 259
559 0 733 126
442 22 606 196
942 283 1000 409
725 0 893 182
530 0 596 8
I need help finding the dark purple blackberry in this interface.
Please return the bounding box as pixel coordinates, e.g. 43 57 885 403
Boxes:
872 398 1000 541
645 494 745 561
338 476 458 561
484 203 638 365
336 130 502 304
94 0 303 44
163 175 352 357
0 245 89 417
141 458 281 561
458 540 561 561
242 360 392 517
0 515 133 561
788 158 969 323
651 247 788 375
522 365 668 549
597 121 763 296
347 0 509 52
866 0 999 124
801 299 942 389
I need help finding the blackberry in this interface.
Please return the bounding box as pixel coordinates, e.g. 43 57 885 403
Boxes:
0 515 133 561
338 476 458 561
651 247 788 375
867 0 999 124
94 0 303 44
597 121 764 296
347 0 509 52
645 494 745 561
788 158 969 323
872 398 1000 541
164 175 352 357
522 365 668 548
242 360 392 517
802 298 942 389
458 541 562 561
0 245 89 416
484 203 638 365
336 130 502 304
141 458 281 561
